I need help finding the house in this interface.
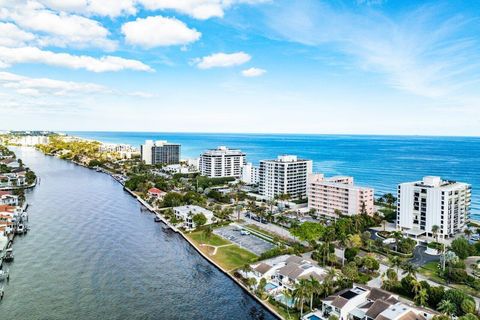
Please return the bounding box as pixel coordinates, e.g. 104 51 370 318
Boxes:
242 255 328 306
147 187 166 199
0 192 19 206
172 205 214 230
302 285 439 320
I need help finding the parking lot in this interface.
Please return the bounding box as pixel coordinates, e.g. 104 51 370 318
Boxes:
213 225 275 255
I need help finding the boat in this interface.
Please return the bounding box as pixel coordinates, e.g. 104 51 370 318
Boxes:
154 216 162 223
16 224 25 234
3 249 13 262
0 269 9 282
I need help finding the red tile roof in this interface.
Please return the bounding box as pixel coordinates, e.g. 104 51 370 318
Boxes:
148 187 164 194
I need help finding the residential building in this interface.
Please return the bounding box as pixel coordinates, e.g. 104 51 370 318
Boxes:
199 146 246 178
303 285 438 320
0 193 19 206
147 187 166 199
172 205 214 230
141 140 181 165
258 155 312 200
9 135 49 146
241 163 259 185
242 255 327 307
308 174 374 217
396 176 471 239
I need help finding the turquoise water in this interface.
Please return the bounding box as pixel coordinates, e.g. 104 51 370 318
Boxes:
68 132 480 220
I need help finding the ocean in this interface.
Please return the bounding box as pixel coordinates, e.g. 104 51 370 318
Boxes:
68 131 480 220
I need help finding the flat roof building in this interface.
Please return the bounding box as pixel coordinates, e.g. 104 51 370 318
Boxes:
308 174 374 217
199 146 245 178
141 140 180 165
396 176 471 239
259 155 312 200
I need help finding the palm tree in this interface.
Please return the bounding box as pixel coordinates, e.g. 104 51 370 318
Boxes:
402 262 418 278
438 299 456 317
431 225 440 243
464 228 472 239
322 269 336 297
283 290 294 319
414 288 428 307
391 231 403 252
293 279 310 318
389 255 402 274
308 276 322 310
410 279 422 295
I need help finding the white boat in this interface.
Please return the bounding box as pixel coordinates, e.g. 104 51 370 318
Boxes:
0 269 9 282
16 224 25 234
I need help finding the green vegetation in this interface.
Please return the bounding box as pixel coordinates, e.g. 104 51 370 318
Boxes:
37 136 101 163
188 231 230 246
214 245 258 270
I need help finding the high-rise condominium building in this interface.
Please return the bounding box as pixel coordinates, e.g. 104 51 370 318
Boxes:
199 146 246 178
259 155 312 200
396 176 471 239
141 140 180 165
308 174 374 217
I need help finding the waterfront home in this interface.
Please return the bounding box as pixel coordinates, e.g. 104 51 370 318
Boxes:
173 205 214 230
147 187 166 199
302 285 438 320
0 193 19 206
242 255 328 306
0 173 26 188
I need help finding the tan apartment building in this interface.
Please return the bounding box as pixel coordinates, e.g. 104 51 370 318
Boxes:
308 174 374 217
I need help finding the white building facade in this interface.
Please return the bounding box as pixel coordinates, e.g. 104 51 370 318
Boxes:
173 205 214 230
241 163 259 185
396 176 471 239
259 155 312 200
308 174 374 217
199 146 246 178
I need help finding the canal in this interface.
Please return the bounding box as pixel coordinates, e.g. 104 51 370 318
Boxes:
0 147 274 320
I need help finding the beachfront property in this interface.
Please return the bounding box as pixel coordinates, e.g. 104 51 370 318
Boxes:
199 146 246 178
7 135 49 146
308 174 375 218
242 255 327 306
302 285 438 320
396 176 471 239
173 205 214 230
141 140 181 165
162 163 198 174
258 155 312 200
241 162 259 185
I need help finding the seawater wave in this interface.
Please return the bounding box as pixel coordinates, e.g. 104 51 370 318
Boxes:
69 132 480 220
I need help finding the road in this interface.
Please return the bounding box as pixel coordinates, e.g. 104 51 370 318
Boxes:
409 245 440 266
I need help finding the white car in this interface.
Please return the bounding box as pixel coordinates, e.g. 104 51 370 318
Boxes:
240 230 250 235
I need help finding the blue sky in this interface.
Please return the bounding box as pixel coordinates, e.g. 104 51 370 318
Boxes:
0 0 479 135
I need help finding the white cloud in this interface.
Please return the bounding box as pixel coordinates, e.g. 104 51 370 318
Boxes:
0 71 109 96
38 0 137 18
122 16 201 48
195 52 251 69
0 22 36 47
0 1 117 50
0 46 153 72
137 0 270 20
241 67 266 77
261 1 480 98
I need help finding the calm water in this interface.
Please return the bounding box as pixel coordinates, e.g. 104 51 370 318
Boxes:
0 147 275 320
69 132 480 220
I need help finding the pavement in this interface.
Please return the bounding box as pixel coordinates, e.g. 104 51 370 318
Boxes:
213 225 275 256
409 245 440 266
239 212 298 242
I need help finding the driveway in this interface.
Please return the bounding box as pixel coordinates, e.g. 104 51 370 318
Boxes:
409 245 440 266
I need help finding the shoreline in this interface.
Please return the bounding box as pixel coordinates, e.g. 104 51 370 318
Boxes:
37 149 283 319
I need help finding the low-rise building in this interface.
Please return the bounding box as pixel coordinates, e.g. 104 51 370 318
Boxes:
303 285 438 320
308 174 374 217
173 205 214 230
147 187 166 199
0 191 19 206
396 176 471 239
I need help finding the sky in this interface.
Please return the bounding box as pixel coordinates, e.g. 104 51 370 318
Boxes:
0 0 479 136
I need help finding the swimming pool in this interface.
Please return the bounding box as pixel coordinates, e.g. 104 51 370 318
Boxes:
307 315 322 320
275 293 295 308
264 283 278 291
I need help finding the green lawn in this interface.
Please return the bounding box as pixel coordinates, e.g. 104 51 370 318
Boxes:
418 261 445 283
186 231 258 271
214 245 258 271
188 231 230 246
